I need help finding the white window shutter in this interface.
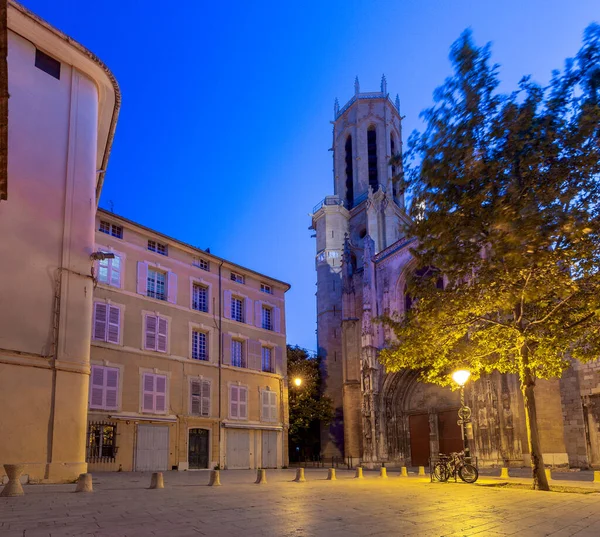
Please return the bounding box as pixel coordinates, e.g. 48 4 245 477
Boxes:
270 391 278 421
254 301 261 326
155 375 167 413
105 368 119 410
142 373 155 412
230 385 239 418
157 317 168 353
90 365 105 408
273 307 281 333
201 380 210 417
137 261 148 295
93 303 108 341
190 379 201 415
222 333 231 365
275 346 284 376
223 290 232 319
167 271 178 304
249 340 261 370
110 255 121 288
145 315 157 350
245 298 253 326
107 306 120 344
239 387 248 419
261 390 269 421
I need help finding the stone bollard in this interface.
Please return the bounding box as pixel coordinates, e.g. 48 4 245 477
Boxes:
255 469 267 484
594 471 600 484
355 467 363 479
293 468 306 483
380 466 388 478
500 467 509 479
208 470 221 486
75 473 93 493
418 466 426 476
0 464 25 497
327 468 337 480
545 469 552 482
149 472 164 489
400 466 408 477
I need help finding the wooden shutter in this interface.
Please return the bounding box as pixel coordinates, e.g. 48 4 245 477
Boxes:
275 346 284 376
145 315 157 350
93 303 107 341
105 368 119 409
245 298 253 325
201 380 211 417
110 256 121 287
239 387 248 419
223 290 232 319
273 307 281 333
142 373 155 412
107 306 120 344
90 365 105 408
269 391 278 421
190 379 201 415
155 375 167 413
261 390 270 421
230 385 239 418
249 340 261 370
254 301 261 326
167 271 178 304
137 261 148 295
222 333 231 365
157 317 168 353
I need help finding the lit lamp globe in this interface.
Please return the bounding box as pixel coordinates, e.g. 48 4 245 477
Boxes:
452 370 471 387
293 378 302 387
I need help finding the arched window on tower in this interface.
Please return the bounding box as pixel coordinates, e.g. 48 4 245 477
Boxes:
367 126 378 192
345 135 354 209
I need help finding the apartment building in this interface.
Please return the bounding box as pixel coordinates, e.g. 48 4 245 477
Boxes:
88 209 290 472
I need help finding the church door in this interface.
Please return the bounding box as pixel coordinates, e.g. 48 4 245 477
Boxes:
437 410 463 455
409 414 430 466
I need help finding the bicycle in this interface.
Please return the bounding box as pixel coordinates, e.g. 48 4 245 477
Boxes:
433 450 479 483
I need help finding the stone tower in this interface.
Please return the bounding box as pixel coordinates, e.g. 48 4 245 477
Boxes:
311 76 409 458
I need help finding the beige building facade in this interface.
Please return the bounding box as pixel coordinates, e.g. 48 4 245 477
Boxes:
0 2 119 483
88 210 290 473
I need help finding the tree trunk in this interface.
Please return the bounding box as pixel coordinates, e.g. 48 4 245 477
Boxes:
521 363 550 491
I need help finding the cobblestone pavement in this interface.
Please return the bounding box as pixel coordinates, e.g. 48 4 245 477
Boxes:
1 469 600 537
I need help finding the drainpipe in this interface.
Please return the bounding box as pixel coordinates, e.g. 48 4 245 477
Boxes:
218 260 224 469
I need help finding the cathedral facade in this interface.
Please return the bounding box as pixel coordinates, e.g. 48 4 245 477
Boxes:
310 77 600 469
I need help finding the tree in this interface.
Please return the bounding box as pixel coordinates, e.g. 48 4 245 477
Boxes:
287 345 333 460
382 26 600 491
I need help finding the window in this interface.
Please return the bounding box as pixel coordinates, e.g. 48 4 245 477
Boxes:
231 339 245 368
86 422 117 463
230 272 245 284
261 346 272 373
231 297 244 323
193 257 210 271
261 390 278 422
192 283 208 313
35 48 60 79
262 306 273 331
142 373 167 413
367 126 378 191
147 269 167 301
97 253 122 288
144 314 168 352
260 283 272 294
92 303 121 344
229 385 248 419
99 220 123 239
345 135 354 209
89 365 119 410
148 239 168 256
190 379 210 417
192 330 208 361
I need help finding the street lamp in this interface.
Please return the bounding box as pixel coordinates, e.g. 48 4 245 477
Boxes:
451 369 472 462
293 377 302 387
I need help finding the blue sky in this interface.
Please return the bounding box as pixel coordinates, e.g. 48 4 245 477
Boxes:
24 0 598 351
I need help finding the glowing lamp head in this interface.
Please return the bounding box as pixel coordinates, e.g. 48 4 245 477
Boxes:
452 369 471 387
293 377 302 387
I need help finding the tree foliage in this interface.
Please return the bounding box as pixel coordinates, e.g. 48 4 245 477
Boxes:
382 25 600 490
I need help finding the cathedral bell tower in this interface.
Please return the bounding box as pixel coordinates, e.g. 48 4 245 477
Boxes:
311 76 409 458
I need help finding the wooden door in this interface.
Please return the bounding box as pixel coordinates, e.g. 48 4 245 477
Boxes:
438 409 463 455
409 414 430 466
261 431 277 468
135 425 169 471
226 429 250 469
188 428 209 469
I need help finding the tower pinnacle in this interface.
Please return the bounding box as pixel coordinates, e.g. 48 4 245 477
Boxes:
334 98 340 119
380 74 387 94
354 76 360 95
395 94 401 112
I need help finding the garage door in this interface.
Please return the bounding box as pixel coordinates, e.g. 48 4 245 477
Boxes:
135 425 169 471
261 431 277 468
226 429 250 469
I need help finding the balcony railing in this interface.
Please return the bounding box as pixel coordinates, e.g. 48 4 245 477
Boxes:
313 196 345 213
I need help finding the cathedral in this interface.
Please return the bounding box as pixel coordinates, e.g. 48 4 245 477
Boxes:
310 77 600 469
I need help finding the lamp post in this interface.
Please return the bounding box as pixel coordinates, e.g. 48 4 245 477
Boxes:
451 370 472 462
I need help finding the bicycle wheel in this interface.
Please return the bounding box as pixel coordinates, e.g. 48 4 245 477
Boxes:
433 462 449 482
458 463 478 483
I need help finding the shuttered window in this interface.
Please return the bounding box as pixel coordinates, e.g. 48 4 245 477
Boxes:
89 365 119 410
190 379 211 417
144 314 168 352
231 339 245 368
192 284 208 312
230 385 248 419
142 373 167 414
97 253 122 288
231 297 244 322
147 269 166 300
92 303 121 344
262 306 273 331
261 390 278 422
261 347 272 372
192 330 208 360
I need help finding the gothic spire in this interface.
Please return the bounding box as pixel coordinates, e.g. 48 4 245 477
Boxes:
380 73 387 94
395 94 401 112
354 76 360 95
334 98 340 119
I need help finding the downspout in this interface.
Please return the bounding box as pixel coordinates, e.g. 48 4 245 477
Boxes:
218 260 224 469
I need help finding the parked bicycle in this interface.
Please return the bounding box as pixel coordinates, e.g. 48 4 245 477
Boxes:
433 451 478 483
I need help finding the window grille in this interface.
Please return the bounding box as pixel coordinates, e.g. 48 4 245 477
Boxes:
147 269 167 301
231 297 244 322
192 284 208 312
86 421 117 463
192 331 208 361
